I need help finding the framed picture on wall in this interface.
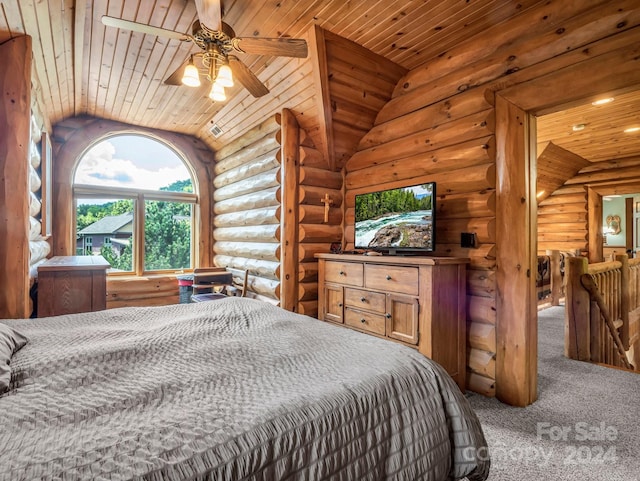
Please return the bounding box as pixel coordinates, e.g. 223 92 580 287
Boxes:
40 132 52 237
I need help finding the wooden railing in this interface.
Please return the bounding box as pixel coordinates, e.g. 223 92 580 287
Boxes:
537 250 576 307
565 254 640 371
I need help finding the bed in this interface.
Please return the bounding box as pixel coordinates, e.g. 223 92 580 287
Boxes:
0 297 489 480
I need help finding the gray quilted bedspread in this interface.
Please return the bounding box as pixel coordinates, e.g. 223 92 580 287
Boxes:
0 298 489 481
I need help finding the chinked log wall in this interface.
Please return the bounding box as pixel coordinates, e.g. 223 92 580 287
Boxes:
343 0 640 397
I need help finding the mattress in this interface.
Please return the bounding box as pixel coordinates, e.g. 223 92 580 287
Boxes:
0 297 489 480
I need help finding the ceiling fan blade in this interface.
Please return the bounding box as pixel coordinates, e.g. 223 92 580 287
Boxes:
101 16 189 41
195 0 222 32
228 56 269 98
233 37 308 58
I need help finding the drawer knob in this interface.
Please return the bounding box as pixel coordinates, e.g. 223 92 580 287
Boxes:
360 318 366 324
338 303 343 307
360 297 367 302
386 313 392 319
339 271 345 276
386 275 392 280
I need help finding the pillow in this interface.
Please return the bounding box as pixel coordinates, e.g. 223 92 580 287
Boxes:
0 323 29 393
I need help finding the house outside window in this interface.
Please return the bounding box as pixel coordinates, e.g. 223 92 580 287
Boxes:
84 236 93 255
73 135 196 275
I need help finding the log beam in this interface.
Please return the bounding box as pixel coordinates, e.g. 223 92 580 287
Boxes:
279 108 300 311
308 25 334 171
0 36 32 319
495 95 537 406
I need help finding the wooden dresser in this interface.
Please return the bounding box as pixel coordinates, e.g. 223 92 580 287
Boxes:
38 256 110 317
316 253 468 389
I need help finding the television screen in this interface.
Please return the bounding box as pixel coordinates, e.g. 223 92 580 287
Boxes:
354 182 436 252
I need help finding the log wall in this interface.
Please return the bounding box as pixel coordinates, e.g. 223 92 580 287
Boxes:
538 157 640 256
213 116 282 303
292 124 343 317
211 25 401 310
345 88 497 396
343 1 640 398
28 113 51 298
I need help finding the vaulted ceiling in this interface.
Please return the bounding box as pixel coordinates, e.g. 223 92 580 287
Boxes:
0 0 545 151
1 0 638 164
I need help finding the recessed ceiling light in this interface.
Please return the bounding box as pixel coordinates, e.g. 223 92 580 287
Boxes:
624 127 640 133
591 98 614 106
572 124 586 132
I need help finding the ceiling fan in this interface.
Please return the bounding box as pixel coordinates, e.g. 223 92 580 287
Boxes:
101 0 308 101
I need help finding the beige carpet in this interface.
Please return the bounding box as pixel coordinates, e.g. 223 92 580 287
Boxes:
467 305 640 481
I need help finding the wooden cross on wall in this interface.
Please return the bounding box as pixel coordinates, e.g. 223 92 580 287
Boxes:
321 193 333 223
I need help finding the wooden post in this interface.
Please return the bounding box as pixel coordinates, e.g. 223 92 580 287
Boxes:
279 108 300 311
565 256 590 361
495 94 537 406
0 36 32 319
625 198 633 252
548 249 562 306
587 187 604 263
616 254 630 349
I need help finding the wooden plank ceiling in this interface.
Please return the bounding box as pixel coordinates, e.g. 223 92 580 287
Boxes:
0 0 637 164
537 89 640 163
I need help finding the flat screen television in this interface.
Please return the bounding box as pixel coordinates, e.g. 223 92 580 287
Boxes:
354 182 436 254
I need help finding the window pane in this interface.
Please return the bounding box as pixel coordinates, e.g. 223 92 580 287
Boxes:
74 135 191 189
144 200 192 271
76 198 134 272
73 135 196 275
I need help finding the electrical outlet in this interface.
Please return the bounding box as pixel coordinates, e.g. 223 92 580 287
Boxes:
461 232 478 248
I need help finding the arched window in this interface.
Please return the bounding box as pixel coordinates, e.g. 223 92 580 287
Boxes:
73 134 197 275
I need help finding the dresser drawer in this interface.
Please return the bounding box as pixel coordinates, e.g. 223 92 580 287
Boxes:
344 308 386 336
344 288 386 314
365 264 419 296
325 261 364 287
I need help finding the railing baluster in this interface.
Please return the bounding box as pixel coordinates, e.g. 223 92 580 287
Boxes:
579 273 633 370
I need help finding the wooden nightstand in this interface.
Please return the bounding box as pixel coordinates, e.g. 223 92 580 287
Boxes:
38 256 110 317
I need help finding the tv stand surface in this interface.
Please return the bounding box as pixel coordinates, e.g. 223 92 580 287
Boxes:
316 253 469 389
326 253 467 265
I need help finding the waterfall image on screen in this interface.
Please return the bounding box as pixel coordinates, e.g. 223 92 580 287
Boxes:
354 183 435 252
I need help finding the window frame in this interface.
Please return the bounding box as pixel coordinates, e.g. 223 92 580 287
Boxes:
74 184 197 276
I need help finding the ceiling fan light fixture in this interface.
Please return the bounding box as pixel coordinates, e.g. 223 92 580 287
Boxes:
210 82 226 102
216 63 234 88
182 58 201 87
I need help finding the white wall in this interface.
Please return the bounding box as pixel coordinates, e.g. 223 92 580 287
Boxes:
603 196 626 247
